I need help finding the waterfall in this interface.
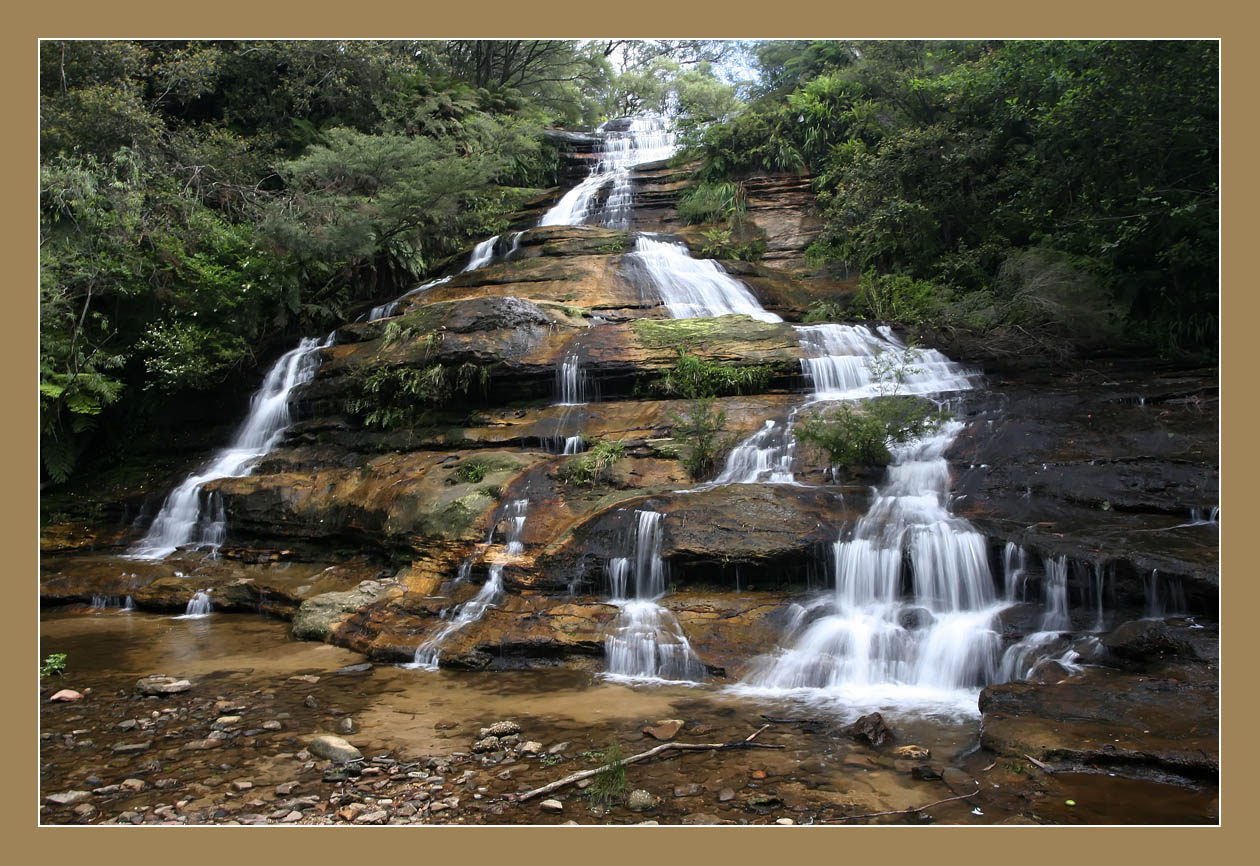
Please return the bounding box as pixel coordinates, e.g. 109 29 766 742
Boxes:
540 116 676 228
1089 562 1108 632
175 590 213 619
409 499 530 670
367 275 453 322
1040 555 1071 631
1003 542 1029 601
464 235 500 272
129 335 333 560
711 420 797 485
555 354 589 406
732 418 1010 717
1145 569 1188 618
507 231 524 259
602 510 705 683
626 236 782 322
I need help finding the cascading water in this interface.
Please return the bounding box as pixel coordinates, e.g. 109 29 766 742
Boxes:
129 335 334 560
734 420 1009 717
555 354 589 406
367 276 453 322
409 499 530 670
627 236 782 323
711 420 797 485
1003 542 1029 601
602 509 705 683
540 116 675 228
175 590 213 619
1040 555 1071 631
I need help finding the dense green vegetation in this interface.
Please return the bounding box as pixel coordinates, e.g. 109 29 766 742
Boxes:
40 39 1217 488
39 39 739 484
687 40 1218 359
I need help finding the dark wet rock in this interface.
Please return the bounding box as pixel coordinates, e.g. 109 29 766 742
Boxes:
336 663 373 674
979 667 1218 781
843 712 894 748
941 768 978 795
1102 619 1198 664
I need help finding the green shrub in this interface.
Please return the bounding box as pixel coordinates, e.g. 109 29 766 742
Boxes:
558 439 626 487
652 351 773 400
853 272 942 325
802 299 849 323
40 653 67 678
697 226 766 262
451 459 490 484
345 361 492 429
670 398 729 480
796 396 948 469
677 180 747 226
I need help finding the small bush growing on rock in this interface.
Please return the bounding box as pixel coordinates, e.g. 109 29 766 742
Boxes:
346 361 493 429
802 299 849 323
451 459 491 484
652 351 773 400
558 439 626 487
796 396 949 470
677 180 746 226
670 397 731 480
41 653 67 677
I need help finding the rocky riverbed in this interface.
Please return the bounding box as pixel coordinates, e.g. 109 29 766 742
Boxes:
40 606 1217 825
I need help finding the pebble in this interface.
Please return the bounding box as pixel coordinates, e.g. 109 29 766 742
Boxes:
49 689 83 702
339 717 355 734
627 789 658 812
718 788 736 802
643 719 685 741
46 790 92 806
275 781 300 795
540 799 564 813
775 818 795 825
547 742 569 755
308 734 362 763
231 780 253 791
479 721 521 738
120 778 145 791
280 810 304 823
674 783 702 797
518 741 543 756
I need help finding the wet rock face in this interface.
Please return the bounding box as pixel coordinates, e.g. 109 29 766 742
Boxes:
979 667 1218 782
950 361 1218 610
1102 619 1198 664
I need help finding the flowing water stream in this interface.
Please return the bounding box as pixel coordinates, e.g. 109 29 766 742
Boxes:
128 335 334 560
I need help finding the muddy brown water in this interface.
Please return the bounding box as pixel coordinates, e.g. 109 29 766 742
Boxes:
40 607 1216 825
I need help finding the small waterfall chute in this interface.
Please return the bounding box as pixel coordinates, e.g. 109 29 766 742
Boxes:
129 335 334 560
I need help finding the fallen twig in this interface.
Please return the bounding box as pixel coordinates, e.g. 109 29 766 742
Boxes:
1024 753 1055 774
745 724 771 742
822 788 980 822
511 737 784 803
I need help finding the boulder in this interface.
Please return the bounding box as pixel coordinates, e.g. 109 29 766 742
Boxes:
843 712 894 747
1102 619 1197 663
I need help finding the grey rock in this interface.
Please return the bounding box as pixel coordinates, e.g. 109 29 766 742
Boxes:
136 676 192 696
46 790 92 806
540 799 564 813
308 734 362 763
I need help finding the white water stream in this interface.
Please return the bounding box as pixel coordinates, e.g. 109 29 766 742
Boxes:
409 499 530 670
129 335 334 560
